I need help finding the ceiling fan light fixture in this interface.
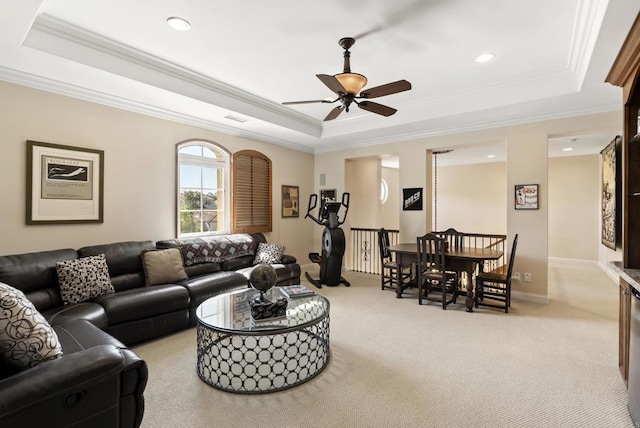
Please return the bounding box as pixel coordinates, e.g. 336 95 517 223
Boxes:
334 73 368 94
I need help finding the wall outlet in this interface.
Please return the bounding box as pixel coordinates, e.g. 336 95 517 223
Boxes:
512 272 521 281
524 272 532 282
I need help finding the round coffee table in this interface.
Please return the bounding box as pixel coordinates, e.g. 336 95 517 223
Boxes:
195 287 330 394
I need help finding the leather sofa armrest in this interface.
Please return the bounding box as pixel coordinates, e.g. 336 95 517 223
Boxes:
0 345 126 422
282 254 297 264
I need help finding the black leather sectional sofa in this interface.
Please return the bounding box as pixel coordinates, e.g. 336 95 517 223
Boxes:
0 233 300 427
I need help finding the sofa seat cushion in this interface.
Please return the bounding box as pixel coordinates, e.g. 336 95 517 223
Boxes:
53 319 126 354
0 282 63 370
180 271 247 309
93 285 189 325
42 302 108 330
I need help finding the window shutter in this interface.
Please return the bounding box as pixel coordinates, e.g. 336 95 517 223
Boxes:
233 150 272 233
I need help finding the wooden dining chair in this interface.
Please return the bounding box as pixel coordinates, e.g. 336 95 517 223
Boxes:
474 234 518 313
434 227 465 292
434 227 463 251
416 233 458 309
378 228 412 292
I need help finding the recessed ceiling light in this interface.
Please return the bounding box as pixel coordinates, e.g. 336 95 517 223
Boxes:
167 17 191 31
475 52 495 63
487 154 496 158
563 147 574 152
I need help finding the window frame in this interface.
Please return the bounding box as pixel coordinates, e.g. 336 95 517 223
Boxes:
176 140 231 237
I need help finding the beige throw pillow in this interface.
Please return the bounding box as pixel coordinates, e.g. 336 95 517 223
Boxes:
141 248 188 286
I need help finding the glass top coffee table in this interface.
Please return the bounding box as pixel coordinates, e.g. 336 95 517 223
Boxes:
195 287 330 394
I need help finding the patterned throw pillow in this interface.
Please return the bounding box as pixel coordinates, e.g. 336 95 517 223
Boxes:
141 248 188 286
57 254 114 305
253 242 285 265
0 282 63 370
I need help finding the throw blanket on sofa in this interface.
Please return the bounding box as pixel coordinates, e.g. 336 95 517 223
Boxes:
179 234 257 266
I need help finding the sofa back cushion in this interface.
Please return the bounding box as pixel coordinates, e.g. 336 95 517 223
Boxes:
0 248 78 311
78 241 155 292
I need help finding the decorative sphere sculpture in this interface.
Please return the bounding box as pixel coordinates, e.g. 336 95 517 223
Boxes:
249 263 277 293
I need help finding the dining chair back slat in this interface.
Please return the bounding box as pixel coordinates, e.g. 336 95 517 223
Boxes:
416 233 458 309
474 234 518 313
378 228 412 292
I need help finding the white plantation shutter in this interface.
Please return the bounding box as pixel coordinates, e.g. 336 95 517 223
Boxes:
233 150 272 233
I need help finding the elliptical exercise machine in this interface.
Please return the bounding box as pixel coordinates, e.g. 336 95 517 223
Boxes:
305 192 351 289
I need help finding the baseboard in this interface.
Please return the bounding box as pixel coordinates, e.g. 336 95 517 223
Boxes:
548 257 601 270
511 290 550 304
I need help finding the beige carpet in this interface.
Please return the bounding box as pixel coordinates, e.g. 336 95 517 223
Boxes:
134 267 633 428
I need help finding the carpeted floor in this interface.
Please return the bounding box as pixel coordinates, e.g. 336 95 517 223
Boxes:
133 267 634 428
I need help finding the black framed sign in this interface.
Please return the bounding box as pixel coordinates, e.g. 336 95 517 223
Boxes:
26 140 104 224
514 184 538 210
402 188 423 211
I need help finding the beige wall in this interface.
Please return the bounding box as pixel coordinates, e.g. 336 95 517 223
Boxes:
381 167 399 229
314 111 622 301
548 155 599 260
435 162 506 234
0 81 315 261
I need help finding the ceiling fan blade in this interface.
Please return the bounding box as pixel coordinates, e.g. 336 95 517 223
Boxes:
317 74 347 94
282 99 335 105
359 80 412 99
358 101 397 117
324 105 345 121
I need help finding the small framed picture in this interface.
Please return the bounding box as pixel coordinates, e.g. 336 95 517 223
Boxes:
282 185 299 218
515 184 539 210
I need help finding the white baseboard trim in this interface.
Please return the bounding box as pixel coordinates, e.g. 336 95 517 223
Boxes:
548 257 600 270
511 290 550 304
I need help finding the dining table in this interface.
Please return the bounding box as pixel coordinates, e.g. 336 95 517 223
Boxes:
387 243 504 312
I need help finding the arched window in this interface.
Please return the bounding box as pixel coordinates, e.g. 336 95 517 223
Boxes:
177 141 230 236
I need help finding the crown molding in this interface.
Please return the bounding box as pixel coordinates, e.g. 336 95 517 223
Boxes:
27 14 322 137
568 0 609 88
314 102 620 153
0 65 315 154
605 11 640 100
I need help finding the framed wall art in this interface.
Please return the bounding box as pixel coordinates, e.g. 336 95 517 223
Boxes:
514 184 538 210
282 185 299 218
26 140 104 224
402 188 423 211
601 135 621 250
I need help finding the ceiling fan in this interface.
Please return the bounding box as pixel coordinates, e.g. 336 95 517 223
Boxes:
282 37 412 121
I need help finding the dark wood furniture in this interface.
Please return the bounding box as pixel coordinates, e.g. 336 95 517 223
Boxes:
605 11 640 387
378 228 412 292
606 12 640 268
620 277 631 384
474 234 519 313
416 233 458 309
434 228 465 293
388 243 503 312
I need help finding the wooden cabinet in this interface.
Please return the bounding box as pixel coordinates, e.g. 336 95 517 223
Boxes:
621 278 631 384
